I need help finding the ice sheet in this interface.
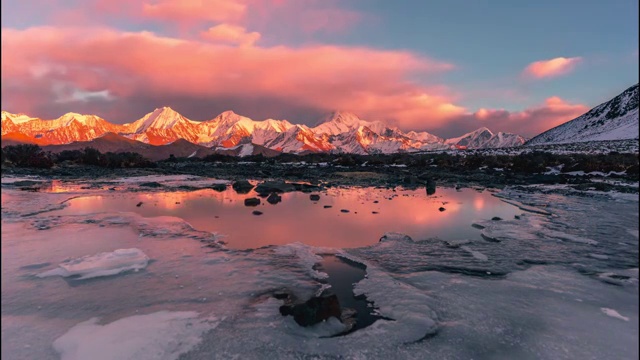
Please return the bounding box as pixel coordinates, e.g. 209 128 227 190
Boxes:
37 248 149 280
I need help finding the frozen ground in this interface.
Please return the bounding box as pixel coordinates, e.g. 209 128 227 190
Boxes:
1 176 638 359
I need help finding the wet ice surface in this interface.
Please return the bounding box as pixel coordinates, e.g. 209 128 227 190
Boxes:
1 176 638 359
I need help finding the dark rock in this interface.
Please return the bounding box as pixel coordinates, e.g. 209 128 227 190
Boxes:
491 217 502 221
372 211 379 214
266 193 282 204
309 194 320 201
279 294 342 327
471 223 485 229
232 180 254 194
514 215 521 220
340 209 350 213
255 181 296 195
244 198 261 207
438 207 446 212
136 202 143 207
252 210 263 216
324 205 332 208
403 176 420 186
139 182 163 188
210 183 227 192
373 200 379 204
426 180 436 195
292 183 323 192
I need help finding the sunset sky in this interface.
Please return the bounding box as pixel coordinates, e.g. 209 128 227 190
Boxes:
1 0 638 137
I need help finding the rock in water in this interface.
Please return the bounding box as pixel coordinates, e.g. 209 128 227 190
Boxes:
136 202 143 207
439 207 446 212
244 198 260 207
210 183 227 192
309 194 320 201
279 294 342 327
254 181 296 196
266 193 282 204
232 180 254 194
252 210 263 216
426 180 436 195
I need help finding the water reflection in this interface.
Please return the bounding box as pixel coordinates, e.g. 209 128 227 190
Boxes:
55 187 521 249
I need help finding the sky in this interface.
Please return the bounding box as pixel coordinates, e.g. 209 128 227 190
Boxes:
1 0 638 137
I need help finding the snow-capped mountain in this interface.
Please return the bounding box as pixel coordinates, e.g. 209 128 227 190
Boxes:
526 83 639 145
1 108 526 154
445 127 526 149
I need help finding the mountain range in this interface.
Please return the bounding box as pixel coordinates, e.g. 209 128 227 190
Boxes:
2 83 637 157
1 109 525 155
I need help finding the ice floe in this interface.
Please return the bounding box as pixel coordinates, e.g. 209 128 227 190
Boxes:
37 248 149 280
600 308 629 321
53 311 216 360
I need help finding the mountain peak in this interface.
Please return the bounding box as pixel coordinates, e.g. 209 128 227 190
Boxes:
133 107 189 132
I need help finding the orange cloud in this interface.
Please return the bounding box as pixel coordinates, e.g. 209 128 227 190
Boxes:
201 24 261 46
523 56 582 79
460 96 589 136
1 26 459 126
142 0 247 24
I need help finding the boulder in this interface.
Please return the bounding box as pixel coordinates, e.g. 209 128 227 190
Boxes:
309 194 320 201
266 193 282 204
244 198 260 207
255 181 296 195
232 180 254 194
210 183 227 192
252 210 263 216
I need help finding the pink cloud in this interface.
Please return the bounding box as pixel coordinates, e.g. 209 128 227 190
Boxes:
142 0 247 24
1 26 459 125
201 24 261 46
461 96 589 136
523 56 582 79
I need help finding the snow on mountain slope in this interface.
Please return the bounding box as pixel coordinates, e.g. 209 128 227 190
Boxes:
526 83 639 145
446 127 526 149
1 107 528 153
1 111 38 124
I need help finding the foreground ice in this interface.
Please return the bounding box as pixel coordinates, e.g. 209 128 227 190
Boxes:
1 181 638 359
37 249 149 280
53 311 216 360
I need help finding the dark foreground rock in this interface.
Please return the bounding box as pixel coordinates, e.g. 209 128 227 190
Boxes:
255 181 296 195
309 194 320 201
210 183 227 192
252 210 263 215
279 294 342 327
244 198 260 206
232 180 254 194
266 193 282 204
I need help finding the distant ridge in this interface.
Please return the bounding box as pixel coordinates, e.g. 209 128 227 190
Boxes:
1 107 527 154
526 83 639 145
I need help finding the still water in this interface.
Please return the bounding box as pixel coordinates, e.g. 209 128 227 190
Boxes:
53 186 521 249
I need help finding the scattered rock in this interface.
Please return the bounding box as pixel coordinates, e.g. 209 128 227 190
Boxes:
136 202 143 207
252 210 263 216
309 194 321 201
255 181 296 195
210 183 227 192
426 180 436 195
244 198 260 207
439 207 446 212
232 180 254 194
491 217 502 221
324 205 332 208
266 193 282 205
139 182 163 188
372 211 379 214
373 200 379 204
279 294 342 327
340 209 350 213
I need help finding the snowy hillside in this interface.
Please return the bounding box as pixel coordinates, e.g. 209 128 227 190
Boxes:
527 83 639 145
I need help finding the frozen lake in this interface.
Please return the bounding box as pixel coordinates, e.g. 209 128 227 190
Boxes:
1 175 638 359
